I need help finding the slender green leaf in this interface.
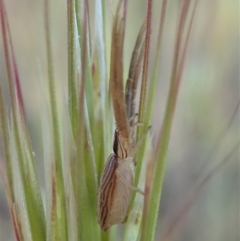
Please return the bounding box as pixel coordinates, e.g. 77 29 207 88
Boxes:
140 1 194 240
44 1 68 240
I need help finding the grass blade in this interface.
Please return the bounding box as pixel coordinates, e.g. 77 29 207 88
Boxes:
140 1 194 240
44 0 68 240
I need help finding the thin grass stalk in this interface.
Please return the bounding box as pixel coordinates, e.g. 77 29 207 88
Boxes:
74 1 95 240
0 83 14 198
175 0 198 96
0 0 15 199
83 112 96 174
12 204 24 241
66 3 81 238
12 110 34 241
0 162 22 241
40 82 54 241
68 0 78 137
83 96 100 240
0 114 10 200
84 60 95 131
140 1 192 240
0 113 19 238
62 83 79 241
93 0 109 178
68 1 96 240
84 97 97 191
76 0 94 133
133 0 153 208
7 116 25 241
1 2 46 240
137 0 152 125
44 0 68 240
4 11 28 135
145 0 168 126
5 8 46 237
68 1 84 239
0 163 23 241
75 0 95 140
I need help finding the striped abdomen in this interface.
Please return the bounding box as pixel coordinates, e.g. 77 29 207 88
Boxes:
97 154 134 231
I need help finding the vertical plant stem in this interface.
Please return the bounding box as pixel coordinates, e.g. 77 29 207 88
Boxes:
1 2 46 240
0 85 13 198
0 0 14 199
44 0 68 240
138 0 152 125
68 0 78 137
133 0 153 204
140 1 192 240
145 0 168 126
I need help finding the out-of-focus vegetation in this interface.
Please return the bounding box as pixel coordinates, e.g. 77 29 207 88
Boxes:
0 0 239 241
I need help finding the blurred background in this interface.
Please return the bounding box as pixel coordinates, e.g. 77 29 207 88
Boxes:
0 0 239 240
